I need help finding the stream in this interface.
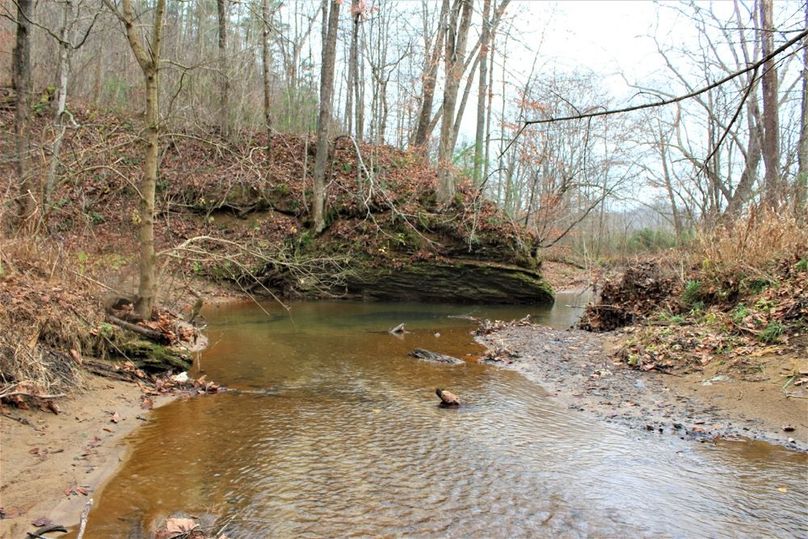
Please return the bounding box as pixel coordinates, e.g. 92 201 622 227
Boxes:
84 293 807 537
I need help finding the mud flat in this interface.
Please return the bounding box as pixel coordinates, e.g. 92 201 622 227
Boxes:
477 323 808 451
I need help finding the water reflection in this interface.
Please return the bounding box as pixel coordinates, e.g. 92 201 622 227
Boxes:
83 299 808 538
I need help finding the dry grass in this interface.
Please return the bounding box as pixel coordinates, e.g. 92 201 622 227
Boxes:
0 239 104 401
692 208 808 283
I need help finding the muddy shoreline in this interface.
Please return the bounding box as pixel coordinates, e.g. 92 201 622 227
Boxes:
477 323 808 452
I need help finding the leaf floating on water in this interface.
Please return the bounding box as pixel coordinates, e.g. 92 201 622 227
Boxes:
777 486 789 493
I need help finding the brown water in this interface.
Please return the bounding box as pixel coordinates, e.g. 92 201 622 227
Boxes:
84 294 808 538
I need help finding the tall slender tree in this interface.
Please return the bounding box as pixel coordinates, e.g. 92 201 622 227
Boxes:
312 0 341 233
758 0 780 209
473 0 492 185
217 0 230 139
436 0 473 205
412 0 449 148
103 0 166 318
13 0 35 231
261 0 273 149
797 0 808 220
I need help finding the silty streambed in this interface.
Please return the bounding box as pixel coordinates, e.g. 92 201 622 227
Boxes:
81 294 807 537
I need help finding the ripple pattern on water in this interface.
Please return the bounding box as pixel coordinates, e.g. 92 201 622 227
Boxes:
84 302 808 538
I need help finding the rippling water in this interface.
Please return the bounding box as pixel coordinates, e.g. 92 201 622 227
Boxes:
83 296 808 538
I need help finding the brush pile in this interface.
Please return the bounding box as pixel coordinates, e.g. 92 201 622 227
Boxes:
578 260 680 332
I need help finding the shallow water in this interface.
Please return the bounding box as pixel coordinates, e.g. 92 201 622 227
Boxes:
84 294 808 538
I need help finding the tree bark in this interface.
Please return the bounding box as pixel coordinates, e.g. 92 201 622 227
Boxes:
796 1 808 220
758 0 780 210
13 0 35 231
261 0 273 150
473 0 492 185
103 0 166 319
313 0 341 233
46 0 78 214
436 0 473 206
346 0 361 137
483 29 495 187
217 0 230 139
412 0 449 148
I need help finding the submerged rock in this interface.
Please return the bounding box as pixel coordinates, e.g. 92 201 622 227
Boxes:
410 348 465 365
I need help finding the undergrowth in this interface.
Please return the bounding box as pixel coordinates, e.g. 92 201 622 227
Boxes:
584 210 807 374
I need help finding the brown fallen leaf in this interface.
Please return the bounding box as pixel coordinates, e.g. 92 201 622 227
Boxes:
165 517 198 534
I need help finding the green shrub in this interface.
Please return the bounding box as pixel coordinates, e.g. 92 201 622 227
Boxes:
731 304 749 324
682 279 703 307
759 321 784 343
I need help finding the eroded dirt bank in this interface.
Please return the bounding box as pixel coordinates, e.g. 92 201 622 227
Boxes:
477 323 808 452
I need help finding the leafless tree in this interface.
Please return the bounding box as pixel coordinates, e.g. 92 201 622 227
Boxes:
217 0 230 139
12 0 34 231
312 0 340 233
436 0 473 205
102 0 167 318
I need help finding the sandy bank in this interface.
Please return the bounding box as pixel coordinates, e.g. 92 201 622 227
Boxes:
0 375 175 537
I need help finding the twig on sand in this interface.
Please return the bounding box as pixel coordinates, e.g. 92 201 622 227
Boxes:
76 498 93 539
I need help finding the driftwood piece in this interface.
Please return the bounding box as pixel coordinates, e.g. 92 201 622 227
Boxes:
389 323 406 335
409 348 464 365
107 315 170 344
82 360 140 382
76 498 93 539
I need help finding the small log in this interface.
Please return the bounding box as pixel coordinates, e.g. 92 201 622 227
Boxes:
106 314 170 344
82 360 139 382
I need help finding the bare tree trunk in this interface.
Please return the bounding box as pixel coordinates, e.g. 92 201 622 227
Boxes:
103 0 166 319
759 0 780 209
473 0 491 185
46 0 79 214
412 0 449 147
313 0 340 233
657 121 683 240
356 34 365 141
217 0 230 139
436 0 473 205
797 1 808 220
13 0 35 231
483 28 495 188
261 0 273 149
346 0 360 136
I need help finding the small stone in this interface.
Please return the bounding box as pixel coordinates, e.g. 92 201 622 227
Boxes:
782 425 796 432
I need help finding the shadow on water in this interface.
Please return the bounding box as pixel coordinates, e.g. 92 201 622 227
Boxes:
81 297 808 538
